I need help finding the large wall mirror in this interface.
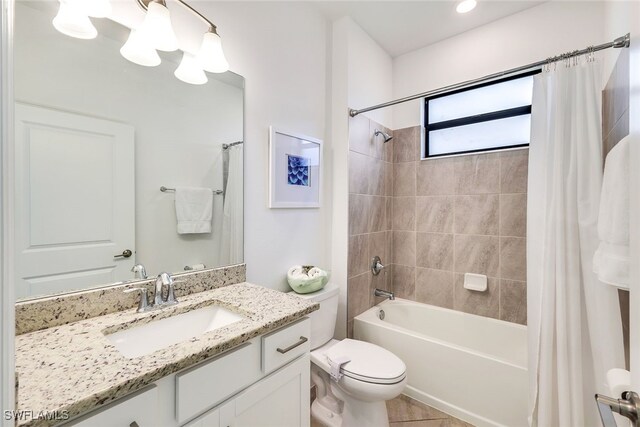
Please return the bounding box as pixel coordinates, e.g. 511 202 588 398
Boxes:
14 1 244 300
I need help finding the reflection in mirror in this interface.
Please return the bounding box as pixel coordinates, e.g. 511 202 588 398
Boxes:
14 1 244 300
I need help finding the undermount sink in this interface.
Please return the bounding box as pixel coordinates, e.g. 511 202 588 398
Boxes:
105 305 246 358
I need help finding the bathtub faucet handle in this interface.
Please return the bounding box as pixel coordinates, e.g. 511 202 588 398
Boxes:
371 256 385 276
374 288 395 301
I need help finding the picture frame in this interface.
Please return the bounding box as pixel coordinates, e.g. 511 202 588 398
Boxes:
268 127 322 208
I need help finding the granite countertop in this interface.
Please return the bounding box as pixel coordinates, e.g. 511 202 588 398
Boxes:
15 282 318 427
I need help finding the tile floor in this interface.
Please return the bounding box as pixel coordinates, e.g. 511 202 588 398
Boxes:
311 393 474 426
386 395 474 427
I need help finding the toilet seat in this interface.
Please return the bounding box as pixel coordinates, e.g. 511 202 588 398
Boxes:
312 339 406 385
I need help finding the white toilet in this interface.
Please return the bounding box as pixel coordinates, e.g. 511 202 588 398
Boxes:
293 285 407 427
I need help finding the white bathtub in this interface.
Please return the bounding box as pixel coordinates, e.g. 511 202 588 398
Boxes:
354 298 528 427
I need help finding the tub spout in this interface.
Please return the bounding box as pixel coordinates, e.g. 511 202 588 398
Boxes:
374 288 395 300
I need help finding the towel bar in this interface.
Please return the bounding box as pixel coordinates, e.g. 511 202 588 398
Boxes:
160 186 224 195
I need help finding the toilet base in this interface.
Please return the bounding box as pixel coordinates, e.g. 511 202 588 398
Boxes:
310 395 390 427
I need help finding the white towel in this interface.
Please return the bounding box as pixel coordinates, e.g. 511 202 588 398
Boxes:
175 187 213 234
593 135 630 288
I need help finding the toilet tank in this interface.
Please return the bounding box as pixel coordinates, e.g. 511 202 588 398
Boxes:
289 284 339 350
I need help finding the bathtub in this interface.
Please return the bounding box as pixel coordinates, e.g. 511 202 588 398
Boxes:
354 298 528 427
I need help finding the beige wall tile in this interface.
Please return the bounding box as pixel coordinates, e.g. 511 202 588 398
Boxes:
386 197 393 231
500 237 526 281
349 150 370 194
369 231 388 263
500 193 527 237
500 150 528 193
453 274 499 319
391 264 416 300
371 270 391 304
454 195 499 235
454 153 500 194
394 161 416 196
369 156 385 196
500 280 527 325
416 233 454 270
348 234 370 278
416 196 454 233
416 268 454 309
349 114 371 156
454 235 499 276
347 273 372 319
347 319 354 339
392 231 416 266
385 162 394 196
416 159 455 196
394 126 420 163
349 194 371 235
370 196 387 233
393 196 416 231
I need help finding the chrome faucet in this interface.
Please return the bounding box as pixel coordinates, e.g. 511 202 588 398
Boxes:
374 288 395 300
154 272 174 306
131 264 148 280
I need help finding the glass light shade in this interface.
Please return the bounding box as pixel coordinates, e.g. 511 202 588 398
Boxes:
52 1 97 40
456 0 477 13
198 31 229 73
84 0 112 18
174 52 208 85
120 29 161 67
139 1 179 52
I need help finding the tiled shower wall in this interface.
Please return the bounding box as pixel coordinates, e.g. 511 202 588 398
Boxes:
602 48 630 368
389 127 528 325
347 115 393 338
347 115 528 334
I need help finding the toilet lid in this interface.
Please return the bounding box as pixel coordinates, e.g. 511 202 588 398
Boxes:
324 339 406 384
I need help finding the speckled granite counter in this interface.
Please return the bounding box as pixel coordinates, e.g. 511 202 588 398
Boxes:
15 282 318 427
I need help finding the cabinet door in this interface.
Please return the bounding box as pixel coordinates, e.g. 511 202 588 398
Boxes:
66 386 157 427
227 355 310 427
183 408 220 427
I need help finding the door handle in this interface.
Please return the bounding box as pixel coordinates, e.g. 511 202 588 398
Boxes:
596 391 640 427
114 249 133 259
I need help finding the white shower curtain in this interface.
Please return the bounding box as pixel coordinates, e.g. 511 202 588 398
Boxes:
220 145 243 265
527 61 625 426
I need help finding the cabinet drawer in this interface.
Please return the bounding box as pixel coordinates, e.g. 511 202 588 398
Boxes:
261 318 310 374
175 340 261 424
66 385 157 427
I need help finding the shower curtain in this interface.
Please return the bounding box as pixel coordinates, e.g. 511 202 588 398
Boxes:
527 61 625 426
220 145 243 265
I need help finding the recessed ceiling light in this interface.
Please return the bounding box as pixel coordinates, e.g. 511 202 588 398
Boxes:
456 0 477 14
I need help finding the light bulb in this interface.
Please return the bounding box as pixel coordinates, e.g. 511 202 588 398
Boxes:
52 0 97 40
139 1 178 52
197 30 229 73
174 52 208 85
85 0 112 18
120 29 161 67
456 0 477 13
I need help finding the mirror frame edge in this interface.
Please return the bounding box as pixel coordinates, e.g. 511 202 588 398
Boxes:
1 0 15 421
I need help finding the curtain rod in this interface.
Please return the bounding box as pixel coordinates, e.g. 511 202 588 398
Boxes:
349 33 630 118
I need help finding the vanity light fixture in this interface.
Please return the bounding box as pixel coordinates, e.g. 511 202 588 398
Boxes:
174 52 208 85
456 0 477 14
52 0 230 85
52 0 98 40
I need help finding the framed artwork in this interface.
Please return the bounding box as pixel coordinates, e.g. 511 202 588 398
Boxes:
268 127 322 208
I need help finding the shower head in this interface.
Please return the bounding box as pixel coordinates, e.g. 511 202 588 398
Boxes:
374 129 393 143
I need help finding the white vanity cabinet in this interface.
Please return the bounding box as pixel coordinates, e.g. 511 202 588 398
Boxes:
62 318 311 427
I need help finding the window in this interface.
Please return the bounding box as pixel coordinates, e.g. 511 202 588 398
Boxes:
424 70 539 158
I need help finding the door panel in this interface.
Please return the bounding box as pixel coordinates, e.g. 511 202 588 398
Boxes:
15 103 135 298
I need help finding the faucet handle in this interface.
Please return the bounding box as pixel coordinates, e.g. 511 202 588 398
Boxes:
124 287 150 313
165 280 184 305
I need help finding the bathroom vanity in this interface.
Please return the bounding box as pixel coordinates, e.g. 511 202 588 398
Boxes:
14 282 317 427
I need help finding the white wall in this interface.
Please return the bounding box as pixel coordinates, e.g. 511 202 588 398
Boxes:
392 1 606 129
14 3 243 288
196 2 330 291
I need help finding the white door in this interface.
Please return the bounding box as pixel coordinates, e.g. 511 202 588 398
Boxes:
14 103 135 298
